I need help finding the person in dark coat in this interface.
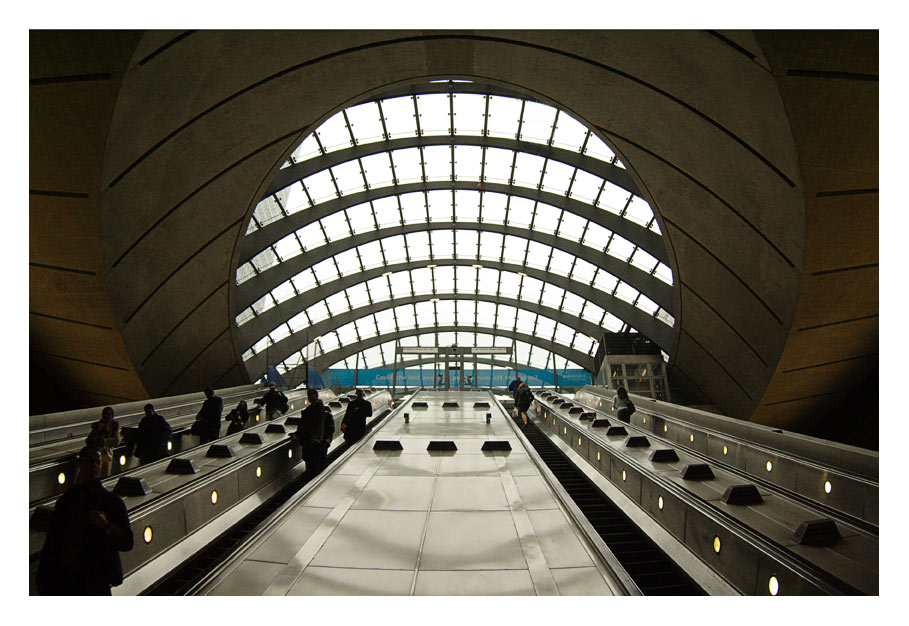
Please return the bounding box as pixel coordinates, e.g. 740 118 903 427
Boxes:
517 382 534 426
508 376 523 416
134 403 171 465
340 388 372 445
255 382 287 421
37 446 134 595
85 406 120 478
194 386 223 444
612 387 635 423
225 400 250 435
294 388 326 481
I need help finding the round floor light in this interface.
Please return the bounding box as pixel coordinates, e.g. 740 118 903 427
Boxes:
713 536 721 553
658 496 664 510
211 490 218 505
144 526 153 544
824 480 832 494
768 576 780 596
256 466 262 478
57 472 66 485
766 461 773 472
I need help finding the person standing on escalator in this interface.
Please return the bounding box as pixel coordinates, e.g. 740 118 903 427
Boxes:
341 388 372 445
294 388 326 481
37 446 134 595
517 382 534 427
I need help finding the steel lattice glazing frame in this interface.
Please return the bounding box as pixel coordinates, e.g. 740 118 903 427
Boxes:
234 81 675 384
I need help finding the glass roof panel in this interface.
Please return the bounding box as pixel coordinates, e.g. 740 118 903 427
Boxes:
416 93 451 137
607 234 636 262
311 258 339 284
456 230 479 259
390 148 423 184
345 101 385 145
541 160 575 196
292 268 318 293
478 231 503 261
380 96 418 139
400 193 427 223
324 291 349 316
486 96 522 139
284 184 309 216
581 301 605 325
481 192 507 223
423 145 451 181
302 169 337 204
357 240 384 270
239 83 677 380
434 266 455 293
454 189 481 222
501 235 527 265
596 181 631 215
614 281 639 305
476 268 499 295
271 280 296 305
290 133 322 163
525 240 550 271
507 196 534 229
625 194 655 227
430 230 454 259
382 235 407 265
361 152 394 189
407 231 431 261
520 275 543 302
388 270 411 297
512 152 545 188
427 190 451 222
551 112 588 152
321 211 351 242
331 160 366 195
530 202 560 235
557 211 587 242
315 110 352 154
452 93 486 136
297 221 326 250
333 247 360 275
519 101 557 144
347 283 369 309
372 195 401 227
584 133 617 163
454 145 483 182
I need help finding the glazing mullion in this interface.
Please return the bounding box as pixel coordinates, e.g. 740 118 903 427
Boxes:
370 200 381 230
547 110 560 146
376 100 391 140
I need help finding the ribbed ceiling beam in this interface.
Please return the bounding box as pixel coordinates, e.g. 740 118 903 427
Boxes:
243 293 613 377
242 179 664 266
238 258 670 354
236 220 672 312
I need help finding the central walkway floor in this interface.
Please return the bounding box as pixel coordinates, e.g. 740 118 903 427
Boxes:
203 390 621 595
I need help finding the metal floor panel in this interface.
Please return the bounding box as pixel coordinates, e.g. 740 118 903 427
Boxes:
203 390 619 596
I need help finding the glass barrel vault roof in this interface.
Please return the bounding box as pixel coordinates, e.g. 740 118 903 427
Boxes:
235 82 675 382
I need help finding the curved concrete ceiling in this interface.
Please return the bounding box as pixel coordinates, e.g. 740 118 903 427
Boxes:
30 30 877 441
